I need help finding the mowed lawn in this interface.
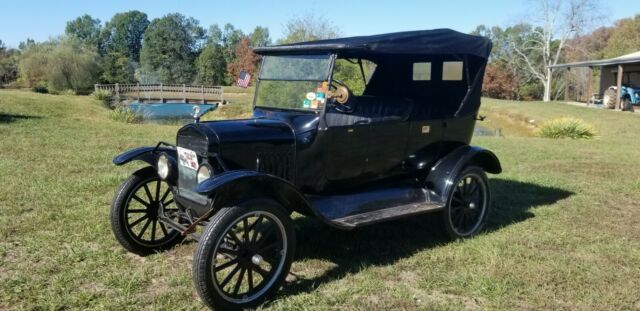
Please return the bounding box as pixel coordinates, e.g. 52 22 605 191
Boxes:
1 90 640 310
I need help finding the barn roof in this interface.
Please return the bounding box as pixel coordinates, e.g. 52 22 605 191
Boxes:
549 51 640 69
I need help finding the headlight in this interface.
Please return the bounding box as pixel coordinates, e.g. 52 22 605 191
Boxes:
157 153 170 180
197 163 212 183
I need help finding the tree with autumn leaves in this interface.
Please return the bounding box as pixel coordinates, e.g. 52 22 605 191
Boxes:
226 37 260 86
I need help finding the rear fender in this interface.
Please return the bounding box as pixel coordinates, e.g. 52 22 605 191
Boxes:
195 170 313 215
425 145 501 203
112 145 177 167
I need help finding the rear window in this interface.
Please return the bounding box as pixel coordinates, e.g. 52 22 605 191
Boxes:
442 61 463 81
412 62 431 81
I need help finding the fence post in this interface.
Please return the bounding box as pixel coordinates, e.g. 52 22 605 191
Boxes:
115 83 120 102
94 84 98 92
201 85 205 104
137 83 141 102
160 83 164 103
183 84 186 103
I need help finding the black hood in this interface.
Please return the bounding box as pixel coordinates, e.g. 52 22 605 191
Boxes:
176 119 296 178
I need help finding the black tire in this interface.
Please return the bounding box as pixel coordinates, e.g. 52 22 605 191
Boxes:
622 97 634 112
441 166 491 240
110 166 184 256
193 198 296 310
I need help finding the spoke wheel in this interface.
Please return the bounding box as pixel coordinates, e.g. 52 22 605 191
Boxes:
194 199 295 310
441 166 490 239
110 167 183 255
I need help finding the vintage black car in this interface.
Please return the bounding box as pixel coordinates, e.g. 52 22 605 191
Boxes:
110 29 501 310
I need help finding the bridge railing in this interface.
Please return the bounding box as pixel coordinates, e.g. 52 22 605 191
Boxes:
94 83 224 104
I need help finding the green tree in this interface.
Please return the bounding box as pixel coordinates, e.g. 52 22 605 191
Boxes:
206 24 223 45
139 13 205 84
250 26 271 47
19 38 101 92
195 44 226 85
0 40 19 85
101 52 135 83
65 15 102 48
18 41 54 87
278 13 341 44
101 11 150 62
221 23 245 66
602 15 640 58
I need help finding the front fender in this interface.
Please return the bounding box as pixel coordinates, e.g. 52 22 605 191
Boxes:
195 170 313 215
112 146 177 167
425 145 501 203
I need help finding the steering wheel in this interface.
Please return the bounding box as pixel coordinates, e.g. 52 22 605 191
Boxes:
329 79 353 113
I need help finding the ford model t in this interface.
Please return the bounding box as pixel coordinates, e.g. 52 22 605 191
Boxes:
110 29 501 309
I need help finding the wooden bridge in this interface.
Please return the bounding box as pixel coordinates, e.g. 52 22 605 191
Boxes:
94 83 224 104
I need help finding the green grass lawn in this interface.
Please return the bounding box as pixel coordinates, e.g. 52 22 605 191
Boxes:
1 90 640 310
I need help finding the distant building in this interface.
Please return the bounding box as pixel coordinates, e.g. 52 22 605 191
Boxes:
550 51 640 108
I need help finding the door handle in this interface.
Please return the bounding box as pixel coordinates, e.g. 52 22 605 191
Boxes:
354 119 371 125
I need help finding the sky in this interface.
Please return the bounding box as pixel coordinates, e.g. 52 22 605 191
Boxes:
1 0 639 48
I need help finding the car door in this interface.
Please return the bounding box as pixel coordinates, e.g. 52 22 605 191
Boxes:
363 97 413 176
324 106 370 181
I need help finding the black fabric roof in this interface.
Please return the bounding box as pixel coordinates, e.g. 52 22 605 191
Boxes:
254 29 492 59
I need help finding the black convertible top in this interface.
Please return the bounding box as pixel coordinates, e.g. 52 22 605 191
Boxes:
254 29 492 59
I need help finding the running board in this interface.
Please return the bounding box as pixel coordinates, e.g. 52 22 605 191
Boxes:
332 202 444 228
308 180 445 229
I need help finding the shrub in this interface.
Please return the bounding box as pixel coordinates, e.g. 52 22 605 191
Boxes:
32 85 48 93
92 90 114 107
109 106 142 124
537 117 596 139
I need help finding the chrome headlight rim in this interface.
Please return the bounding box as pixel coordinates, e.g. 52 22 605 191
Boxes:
157 153 170 180
197 163 213 183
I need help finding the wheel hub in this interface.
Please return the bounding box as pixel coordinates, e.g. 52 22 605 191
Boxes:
251 254 263 265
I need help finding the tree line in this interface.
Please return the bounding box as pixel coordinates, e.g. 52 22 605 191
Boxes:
0 11 339 94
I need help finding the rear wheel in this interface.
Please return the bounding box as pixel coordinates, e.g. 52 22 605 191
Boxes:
441 166 491 239
110 166 184 255
193 199 295 310
603 87 617 109
622 97 633 112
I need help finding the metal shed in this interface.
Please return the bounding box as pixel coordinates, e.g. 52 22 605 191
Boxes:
549 51 640 109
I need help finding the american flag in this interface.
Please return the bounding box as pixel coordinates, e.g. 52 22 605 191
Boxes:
236 71 251 88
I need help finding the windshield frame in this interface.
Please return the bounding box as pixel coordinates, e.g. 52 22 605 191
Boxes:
253 53 336 113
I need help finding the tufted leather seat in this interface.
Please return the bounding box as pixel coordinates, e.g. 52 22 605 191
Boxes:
325 96 414 127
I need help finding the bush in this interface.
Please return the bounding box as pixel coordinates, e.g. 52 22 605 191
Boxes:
92 90 114 107
109 106 142 124
32 85 48 93
537 117 596 139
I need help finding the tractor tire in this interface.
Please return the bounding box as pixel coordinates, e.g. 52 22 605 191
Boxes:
622 97 634 112
603 87 618 109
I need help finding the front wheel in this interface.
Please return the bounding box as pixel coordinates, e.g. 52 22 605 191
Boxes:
193 199 296 310
441 166 491 239
110 166 184 255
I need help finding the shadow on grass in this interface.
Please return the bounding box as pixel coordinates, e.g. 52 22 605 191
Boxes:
0 113 42 124
273 178 573 301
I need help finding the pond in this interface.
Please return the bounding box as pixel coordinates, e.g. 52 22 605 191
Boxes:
128 102 217 124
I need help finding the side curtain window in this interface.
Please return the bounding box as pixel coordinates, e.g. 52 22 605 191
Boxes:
332 58 377 96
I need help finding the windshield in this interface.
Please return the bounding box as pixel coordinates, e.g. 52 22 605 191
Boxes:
255 55 332 111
